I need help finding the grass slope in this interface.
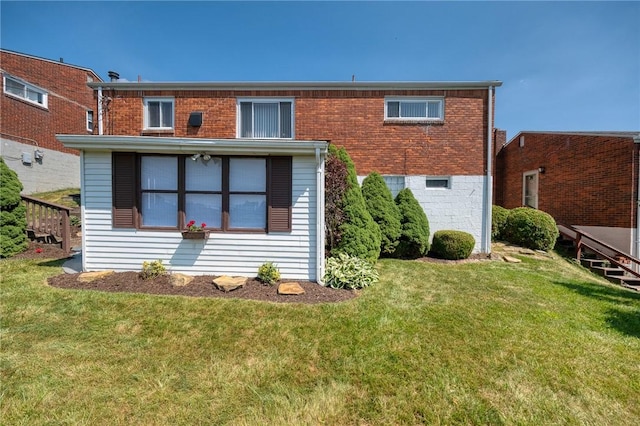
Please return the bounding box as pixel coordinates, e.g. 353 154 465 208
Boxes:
1 254 639 425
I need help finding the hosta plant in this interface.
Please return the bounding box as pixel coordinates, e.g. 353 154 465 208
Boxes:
324 252 379 290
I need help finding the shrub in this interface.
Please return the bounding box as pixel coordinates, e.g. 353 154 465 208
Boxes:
394 188 430 259
492 205 509 241
258 261 281 285
430 230 476 260
362 172 402 256
324 252 379 290
503 207 559 251
140 259 167 280
332 146 381 263
324 146 348 255
0 158 28 258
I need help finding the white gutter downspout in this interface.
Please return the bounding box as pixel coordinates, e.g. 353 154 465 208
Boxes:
483 86 494 253
316 147 326 284
97 86 104 135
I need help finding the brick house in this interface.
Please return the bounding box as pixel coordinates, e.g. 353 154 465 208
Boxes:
58 80 501 281
494 131 640 258
0 49 101 194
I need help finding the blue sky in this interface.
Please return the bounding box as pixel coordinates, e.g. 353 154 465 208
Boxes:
1 1 638 139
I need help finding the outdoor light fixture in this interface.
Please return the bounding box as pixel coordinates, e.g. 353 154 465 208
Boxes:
191 153 201 161
538 166 546 174
202 154 211 161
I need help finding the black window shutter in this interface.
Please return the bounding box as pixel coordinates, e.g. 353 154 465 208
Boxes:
268 156 292 232
112 152 137 228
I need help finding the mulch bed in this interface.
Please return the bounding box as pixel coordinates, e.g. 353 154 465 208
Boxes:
12 241 493 304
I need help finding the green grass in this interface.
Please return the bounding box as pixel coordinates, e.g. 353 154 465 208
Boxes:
30 188 80 208
1 253 639 424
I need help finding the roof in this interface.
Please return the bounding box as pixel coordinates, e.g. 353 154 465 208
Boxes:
0 48 102 81
87 80 502 91
506 131 640 146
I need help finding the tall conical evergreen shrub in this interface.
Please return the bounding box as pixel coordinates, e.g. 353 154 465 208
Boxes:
332 147 381 262
1 158 28 257
362 172 401 256
394 188 430 259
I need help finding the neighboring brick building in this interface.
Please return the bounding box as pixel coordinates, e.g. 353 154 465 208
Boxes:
495 131 640 257
0 49 101 193
58 80 501 279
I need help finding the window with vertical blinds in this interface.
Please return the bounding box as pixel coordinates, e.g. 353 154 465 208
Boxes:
385 97 444 121
238 99 294 138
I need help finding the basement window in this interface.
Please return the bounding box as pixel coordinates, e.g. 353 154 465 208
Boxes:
425 177 450 189
3 75 48 108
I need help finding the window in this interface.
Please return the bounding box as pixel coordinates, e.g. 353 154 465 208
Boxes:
425 177 450 189
238 99 293 138
382 175 405 198
112 153 292 232
3 75 48 108
143 97 174 130
86 111 94 132
385 97 443 121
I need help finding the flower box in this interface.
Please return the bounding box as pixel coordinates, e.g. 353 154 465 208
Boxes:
181 230 210 240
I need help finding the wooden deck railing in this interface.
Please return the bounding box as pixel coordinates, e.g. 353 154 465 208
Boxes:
558 224 640 279
21 195 72 253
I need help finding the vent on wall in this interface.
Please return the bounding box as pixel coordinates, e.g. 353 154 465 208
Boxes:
188 112 203 127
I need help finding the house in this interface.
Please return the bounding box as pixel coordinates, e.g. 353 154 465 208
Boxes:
0 49 101 194
57 80 501 281
494 131 640 258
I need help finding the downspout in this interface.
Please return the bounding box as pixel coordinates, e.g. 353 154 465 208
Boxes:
635 135 640 268
97 86 104 135
316 147 326 284
483 86 494 253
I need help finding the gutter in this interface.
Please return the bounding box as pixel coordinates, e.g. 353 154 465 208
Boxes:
87 80 503 92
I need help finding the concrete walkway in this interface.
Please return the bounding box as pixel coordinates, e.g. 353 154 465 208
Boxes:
62 250 82 274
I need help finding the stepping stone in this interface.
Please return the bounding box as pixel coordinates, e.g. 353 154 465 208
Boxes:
503 255 522 263
213 276 247 292
171 273 193 287
78 270 114 282
278 282 305 295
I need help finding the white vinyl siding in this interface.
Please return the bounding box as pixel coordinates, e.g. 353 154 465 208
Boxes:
3 75 48 108
81 152 318 280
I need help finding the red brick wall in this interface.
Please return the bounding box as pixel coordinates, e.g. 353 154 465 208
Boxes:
496 132 637 228
102 88 492 176
0 51 98 155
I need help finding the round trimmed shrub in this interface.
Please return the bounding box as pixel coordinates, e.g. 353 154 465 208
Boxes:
430 230 475 260
503 207 559 251
1 157 28 258
492 205 509 241
394 188 430 259
362 172 401 256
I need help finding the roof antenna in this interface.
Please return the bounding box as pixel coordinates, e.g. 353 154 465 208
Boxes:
352 74 356 82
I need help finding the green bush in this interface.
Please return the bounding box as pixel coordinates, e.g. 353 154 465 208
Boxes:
430 230 475 260
140 260 167 280
362 172 402 256
503 207 559 251
332 146 381 263
394 188 430 259
1 158 28 258
258 261 281 285
324 252 379 290
492 205 509 241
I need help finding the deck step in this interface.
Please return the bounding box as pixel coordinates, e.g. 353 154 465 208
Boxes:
581 258 607 268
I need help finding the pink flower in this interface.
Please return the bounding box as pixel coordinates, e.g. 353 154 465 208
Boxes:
201 222 207 229
185 219 205 231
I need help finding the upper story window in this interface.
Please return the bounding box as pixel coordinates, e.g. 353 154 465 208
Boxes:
3 75 48 108
385 97 444 122
238 98 294 139
86 110 94 132
143 97 174 130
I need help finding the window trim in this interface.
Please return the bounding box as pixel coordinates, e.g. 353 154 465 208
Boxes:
143 97 175 130
384 96 444 122
2 75 48 109
425 176 451 189
236 97 295 139
112 153 292 233
86 110 94 132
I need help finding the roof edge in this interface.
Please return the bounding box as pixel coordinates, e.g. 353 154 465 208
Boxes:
0 48 103 82
505 130 640 147
87 80 503 91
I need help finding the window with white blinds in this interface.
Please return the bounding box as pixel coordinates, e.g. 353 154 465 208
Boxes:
385 97 444 121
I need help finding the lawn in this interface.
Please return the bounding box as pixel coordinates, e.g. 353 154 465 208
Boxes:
1 253 639 425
